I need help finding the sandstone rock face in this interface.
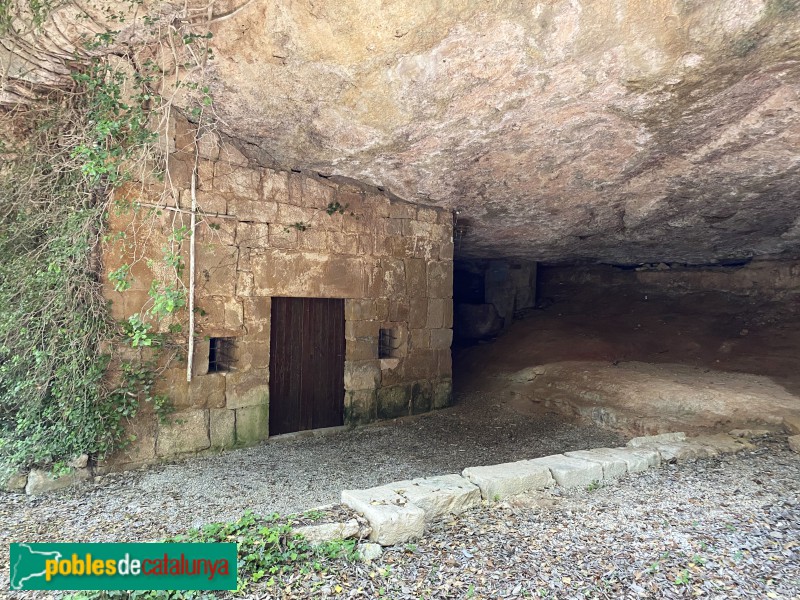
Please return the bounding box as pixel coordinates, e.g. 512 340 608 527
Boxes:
514 361 800 435
4 1 799 263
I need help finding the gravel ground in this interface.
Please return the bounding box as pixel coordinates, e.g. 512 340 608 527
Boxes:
3 396 798 598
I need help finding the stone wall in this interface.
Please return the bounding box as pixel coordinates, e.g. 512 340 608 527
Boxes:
102 125 453 470
453 260 537 341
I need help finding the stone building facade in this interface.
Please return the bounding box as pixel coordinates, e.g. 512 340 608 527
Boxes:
103 127 454 470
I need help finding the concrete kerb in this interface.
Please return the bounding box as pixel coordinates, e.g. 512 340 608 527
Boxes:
341 431 756 547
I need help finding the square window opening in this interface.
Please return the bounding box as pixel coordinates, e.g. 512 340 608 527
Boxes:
379 328 399 359
208 337 237 373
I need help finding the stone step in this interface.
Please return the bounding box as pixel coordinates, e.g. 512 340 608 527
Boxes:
590 447 660 473
462 460 554 500
341 487 425 547
528 454 604 488
385 474 481 522
563 450 629 480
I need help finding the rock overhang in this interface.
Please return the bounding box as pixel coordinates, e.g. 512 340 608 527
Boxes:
4 0 800 264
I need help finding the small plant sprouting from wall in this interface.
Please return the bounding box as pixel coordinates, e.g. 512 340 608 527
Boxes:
0 0 218 481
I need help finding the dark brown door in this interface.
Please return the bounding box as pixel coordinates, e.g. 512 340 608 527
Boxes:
269 297 345 435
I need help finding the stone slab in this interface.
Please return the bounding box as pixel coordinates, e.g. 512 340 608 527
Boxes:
462 460 554 500
564 450 628 480
528 454 604 488
788 434 800 454
627 432 686 448
783 416 800 435
341 487 425 546
25 468 90 495
590 447 660 473
293 519 360 546
692 433 753 454
387 474 481 521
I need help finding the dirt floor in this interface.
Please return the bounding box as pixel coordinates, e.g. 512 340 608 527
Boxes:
454 287 800 433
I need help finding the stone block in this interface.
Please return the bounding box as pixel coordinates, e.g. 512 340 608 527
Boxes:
433 379 452 409
389 299 410 322
413 238 440 261
647 442 702 462
381 257 406 296
344 361 381 390
226 369 269 409
195 245 238 296
157 410 210 456
357 542 383 562
229 198 278 223
269 225 298 249
784 416 800 435
430 328 453 350
405 259 427 295
218 141 250 166
416 206 439 223
692 433 753 454
214 163 260 195
4 472 28 492
462 461 554 500
263 169 289 202
297 228 329 252
403 351 438 380
236 271 255 296
277 203 317 227
236 404 269 444
341 487 425 546
375 298 389 320
789 435 800 453
115 418 157 465
627 432 686 448
210 408 236 448
192 337 211 376
433 348 453 377
189 373 226 409
235 222 270 247
293 519 360 546
236 340 270 370
346 390 377 424
377 385 410 419
426 298 446 329
388 474 481 522
409 328 430 351
440 242 455 260
320 256 366 297
346 319 380 340
242 297 271 332
301 177 335 208
25 468 90 495
410 380 433 415
528 454 604 488
388 202 416 219
196 296 243 334
153 368 190 408
194 191 227 216
590 447 659 473
329 231 359 255
409 298 428 329
564 450 628 480
366 193 391 218
427 261 453 298
345 299 376 321
347 338 377 360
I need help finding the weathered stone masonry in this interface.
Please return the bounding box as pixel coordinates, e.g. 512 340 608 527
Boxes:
103 126 454 470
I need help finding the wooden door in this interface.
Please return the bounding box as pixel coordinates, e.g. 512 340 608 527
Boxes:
269 297 345 435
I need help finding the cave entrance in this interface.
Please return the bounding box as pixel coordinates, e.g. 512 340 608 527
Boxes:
452 259 800 436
